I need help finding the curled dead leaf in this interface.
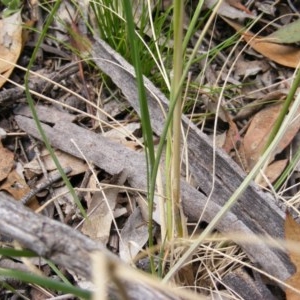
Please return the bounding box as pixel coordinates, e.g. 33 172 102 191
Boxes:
0 169 39 210
0 11 22 88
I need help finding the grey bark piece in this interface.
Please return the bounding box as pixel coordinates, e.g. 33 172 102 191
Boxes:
15 114 146 183
15 110 293 283
14 104 76 124
222 268 278 300
0 192 183 300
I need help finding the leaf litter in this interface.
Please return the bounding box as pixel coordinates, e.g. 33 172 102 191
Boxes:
0 11 22 88
1 0 300 299
81 171 127 245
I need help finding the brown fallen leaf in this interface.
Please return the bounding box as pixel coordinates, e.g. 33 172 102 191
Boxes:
81 171 127 245
245 36 300 69
257 159 288 188
0 11 22 88
222 109 241 153
0 142 14 182
24 149 87 177
0 169 39 210
243 103 300 169
285 213 300 299
223 18 300 68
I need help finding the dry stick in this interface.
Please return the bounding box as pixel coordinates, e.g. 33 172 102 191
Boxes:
20 167 72 205
28 136 65 222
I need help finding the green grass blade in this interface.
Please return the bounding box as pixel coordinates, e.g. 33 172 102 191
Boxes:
0 248 37 257
150 0 224 241
274 146 300 190
0 268 91 299
182 0 205 51
23 0 86 218
168 0 185 237
122 0 156 273
46 260 72 286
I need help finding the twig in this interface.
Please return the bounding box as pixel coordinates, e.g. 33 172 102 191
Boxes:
20 167 72 205
29 136 65 221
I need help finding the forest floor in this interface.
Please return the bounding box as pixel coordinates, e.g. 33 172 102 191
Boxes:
1 1 300 299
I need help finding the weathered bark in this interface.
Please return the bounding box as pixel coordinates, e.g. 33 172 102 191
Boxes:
0 192 185 300
222 268 278 300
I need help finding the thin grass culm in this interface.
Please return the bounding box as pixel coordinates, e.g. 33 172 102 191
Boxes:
166 0 186 240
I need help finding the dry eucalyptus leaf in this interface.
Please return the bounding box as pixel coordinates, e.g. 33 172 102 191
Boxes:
257 159 288 188
243 103 300 169
245 35 300 68
119 207 148 263
224 18 300 68
0 11 22 88
0 169 39 209
285 213 300 299
234 57 268 80
0 142 14 181
81 190 116 244
266 19 300 44
81 171 127 245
